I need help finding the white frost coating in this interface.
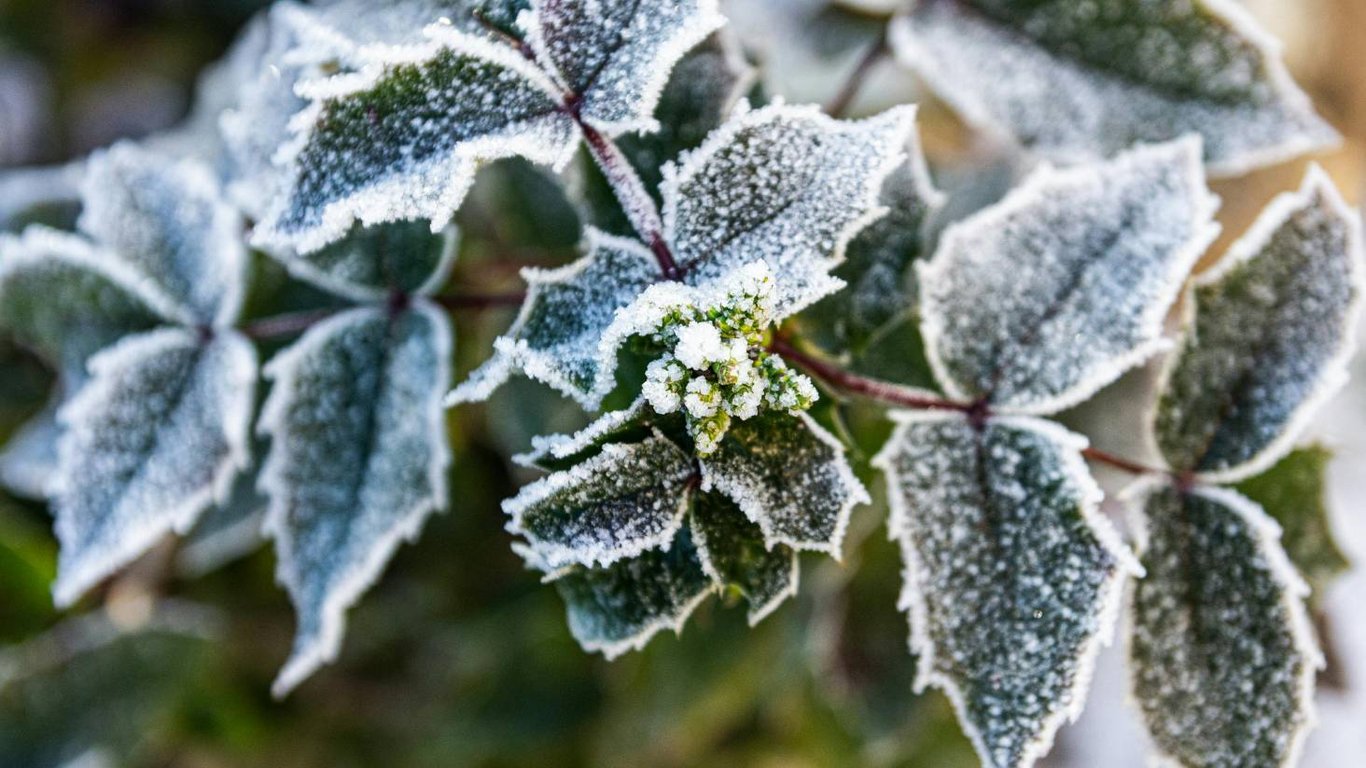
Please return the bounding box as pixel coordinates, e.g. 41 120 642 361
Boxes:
522 0 725 135
79 143 248 327
0 162 83 230
662 102 916 315
514 397 649 468
1126 481 1323 768
568 577 715 661
254 23 580 256
274 222 460 304
699 412 868 558
918 138 1220 414
51 328 258 608
872 411 1139 768
259 302 452 697
1157 165 1365 484
504 434 695 570
889 0 1338 177
689 505 800 626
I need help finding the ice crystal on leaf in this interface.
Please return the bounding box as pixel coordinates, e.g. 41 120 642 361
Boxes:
1154 166 1364 482
260 303 453 697
873 413 1138 768
689 493 797 625
890 0 1339 176
919 139 1219 414
253 0 722 255
1129 482 1321 768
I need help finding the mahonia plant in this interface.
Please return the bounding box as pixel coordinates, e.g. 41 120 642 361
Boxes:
0 0 1362 766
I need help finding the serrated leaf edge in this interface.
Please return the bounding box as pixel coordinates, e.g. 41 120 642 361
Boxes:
270 223 460 304
513 396 650 469
689 509 800 627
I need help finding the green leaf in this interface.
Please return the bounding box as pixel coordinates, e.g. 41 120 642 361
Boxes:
277 220 458 302
1234 446 1350 604
506 433 696 571
259 302 453 696
551 526 714 658
890 0 1339 175
1129 482 1320 768
513 397 654 471
918 139 1218 414
700 412 868 557
690 492 797 625
1154 166 1364 481
873 412 1138 768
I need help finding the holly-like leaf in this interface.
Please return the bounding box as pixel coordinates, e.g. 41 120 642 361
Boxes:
690 492 797 625
179 449 269 577
662 103 917 314
277 221 458 302
872 412 1138 768
1235 447 1351 603
919 139 1219 415
254 24 579 255
1129 482 1320 768
506 433 695 571
700 412 867 557
524 0 724 134
890 0 1338 176
448 228 659 407
1154 166 1364 482
514 396 652 470
551 526 714 658
282 0 526 64
79 143 248 327
52 328 258 607
259 302 452 696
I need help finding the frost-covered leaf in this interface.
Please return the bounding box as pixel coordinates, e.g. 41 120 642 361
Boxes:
524 0 724 134
551 526 713 658
803 137 943 356
284 0 528 64
700 412 867 556
1235 446 1350 602
690 492 797 625
179 448 269 577
259 302 452 696
254 24 578 255
872 412 1138 768
1129 482 1320 768
663 103 916 314
1154 166 1364 482
79 144 248 327
919 139 1219 414
277 221 458 302
449 228 658 407
890 0 1339 176
52 329 258 607
507 433 695 571
514 396 652 470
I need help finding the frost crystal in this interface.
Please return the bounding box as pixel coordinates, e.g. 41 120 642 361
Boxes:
52 329 258 607
873 413 1138 768
919 139 1219 414
1154 166 1364 482
699 412 867 555
890 0 1339 176
1129 482 1320 768
690 491 798 625
259 303 453 697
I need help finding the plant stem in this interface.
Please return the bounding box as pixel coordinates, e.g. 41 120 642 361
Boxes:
430 290 526 312
826 31 890 118
1080 447 1168 477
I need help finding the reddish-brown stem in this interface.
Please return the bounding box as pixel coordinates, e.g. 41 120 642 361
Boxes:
1080 447 1168 478
825 31 890 118
771 336 972 413
430 290 526 312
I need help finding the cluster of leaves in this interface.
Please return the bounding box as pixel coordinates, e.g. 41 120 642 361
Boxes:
0 1 1362 767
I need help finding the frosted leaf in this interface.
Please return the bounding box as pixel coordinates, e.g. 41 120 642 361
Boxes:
514 396 652 470
283 0 527 64
919 139 1219 414
1154 166 1364 482
259 302 452 697
506 434 695 571
1234 447 1350 602
550 526 714 658
1129 482 1320 768
254 25 578 255
52 328 258 607
690 492 797 625
663 103 916 314
179 448 269 577
890 0 1339 176
523 0 724 134
699 412 868 556
277 221 458 302
79 144 248 327
872 412 1139 768
448 228 658 407
804 135 944 356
